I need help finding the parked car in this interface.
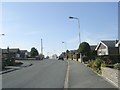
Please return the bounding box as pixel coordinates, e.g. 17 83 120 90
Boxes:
58 55 64 60
45 56 49 59
35 54 44 60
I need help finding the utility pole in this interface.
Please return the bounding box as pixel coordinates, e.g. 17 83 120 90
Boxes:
41 38 43 54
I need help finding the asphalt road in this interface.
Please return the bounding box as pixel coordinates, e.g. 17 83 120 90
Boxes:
2 59 67 88
68 60 117 88
2 59 118 89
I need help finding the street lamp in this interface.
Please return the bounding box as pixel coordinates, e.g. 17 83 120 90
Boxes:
0 33 5 47
69 16 81 44
69 16 82 62
62 41 67 51
0 34 5 36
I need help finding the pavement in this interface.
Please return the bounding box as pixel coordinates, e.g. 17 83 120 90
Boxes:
68 60 118 88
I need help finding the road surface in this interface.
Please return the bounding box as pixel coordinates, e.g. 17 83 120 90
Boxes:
2 59 67 88
68 60 117 88
2 59 118 89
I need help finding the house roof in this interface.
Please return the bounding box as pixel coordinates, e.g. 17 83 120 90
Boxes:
115 40 120 47
2 49 8 53
2 48 20 53
90 45 97 51
101 40 116 47
20 50 28 53
95 40 116 51
69 50 78 54
9 48 20 53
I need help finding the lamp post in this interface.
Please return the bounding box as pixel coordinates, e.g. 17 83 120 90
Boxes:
69 17 81 44
62 41 67 51
69 16 82 62
62 42 67 60
0 33 5 47
0 34 5 36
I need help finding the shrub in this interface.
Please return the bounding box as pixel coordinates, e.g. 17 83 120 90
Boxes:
87 60 94 67
114 63 120 70
87 58 105 74
94 58 103 69
3 57 15 66
101 63 106 67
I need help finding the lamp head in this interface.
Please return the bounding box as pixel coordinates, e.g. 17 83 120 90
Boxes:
69 16 74 19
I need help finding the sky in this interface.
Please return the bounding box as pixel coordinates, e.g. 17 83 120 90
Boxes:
0 2 118 56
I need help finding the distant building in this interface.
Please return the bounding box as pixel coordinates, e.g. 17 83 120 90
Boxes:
20 50 28 58
52 54 58 59
65 50 79 61
2 48 21 59
95 40 119 56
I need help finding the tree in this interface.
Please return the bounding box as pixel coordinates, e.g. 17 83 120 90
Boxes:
30 47 39 58
78 42 91 61
91 50 97 60
66 50 69 59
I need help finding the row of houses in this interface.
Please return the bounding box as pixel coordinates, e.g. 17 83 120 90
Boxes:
63 40 120 60
1 48 29 60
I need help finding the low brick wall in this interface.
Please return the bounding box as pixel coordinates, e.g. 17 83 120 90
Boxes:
102 67 119 87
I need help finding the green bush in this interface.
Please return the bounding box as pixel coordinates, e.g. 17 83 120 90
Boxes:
87 60 94 67
101 63 106 67
94 58 103 69
3 58 15 66
114 63 120 70
87 58 105 74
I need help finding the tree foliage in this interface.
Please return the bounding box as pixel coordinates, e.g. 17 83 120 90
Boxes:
78 42 91 56
65 50 69 59
66 50 69 53
30 47 39 58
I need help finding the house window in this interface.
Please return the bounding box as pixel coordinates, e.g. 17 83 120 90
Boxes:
16 54 20 58
98 49 107 55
